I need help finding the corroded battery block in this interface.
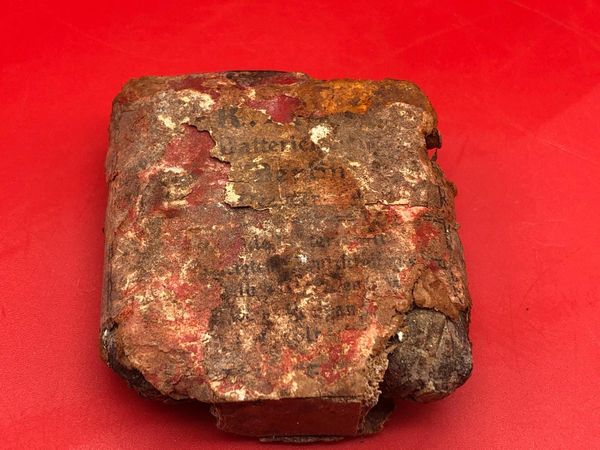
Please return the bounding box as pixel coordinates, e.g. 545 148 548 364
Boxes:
101 71 472 440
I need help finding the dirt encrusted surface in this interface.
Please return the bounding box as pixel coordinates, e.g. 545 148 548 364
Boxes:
100 71 472 439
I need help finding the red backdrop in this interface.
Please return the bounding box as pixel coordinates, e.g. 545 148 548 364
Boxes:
1 1 599 448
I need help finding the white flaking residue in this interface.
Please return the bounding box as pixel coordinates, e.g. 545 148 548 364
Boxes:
397 331 404 341
208 381 248 402
356 320 380 356
309 124 332 153
389 101 419 123
138 165 186 183
254 108 270 119
163 199 188 208
390 205 428 222
158 114 177 130
398 161 427 184
246 225 270 237
180 259 194 279
162 166 186 174
282 372 299 395
298 254 308 264
224 183 240 204
236 298 249 320
123 271 138 291
178 90 215 112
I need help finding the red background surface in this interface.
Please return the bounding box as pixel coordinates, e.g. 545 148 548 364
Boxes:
1 1 599 448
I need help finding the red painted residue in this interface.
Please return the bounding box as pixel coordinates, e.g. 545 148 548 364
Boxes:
247 95 301 123
428 260 440 272
163 125 215 171
366 300 378 314
217 233 245 267
362 206 394 235
346 241 360 252
121 271 223 389
388 205 427 224
185 165 229 206
162 125 232 206
413 221 438 247
169 76 207 91
339 329 362 361
279 347 296 374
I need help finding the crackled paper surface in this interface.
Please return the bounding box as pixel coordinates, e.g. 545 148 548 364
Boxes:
101 72 471 438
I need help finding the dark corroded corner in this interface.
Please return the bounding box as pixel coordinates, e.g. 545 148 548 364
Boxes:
382 309 472 402
101 71 472 440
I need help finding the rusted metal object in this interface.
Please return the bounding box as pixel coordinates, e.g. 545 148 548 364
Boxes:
100 71 472 440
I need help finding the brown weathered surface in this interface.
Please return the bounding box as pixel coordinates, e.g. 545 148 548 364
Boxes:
100 71 472 439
